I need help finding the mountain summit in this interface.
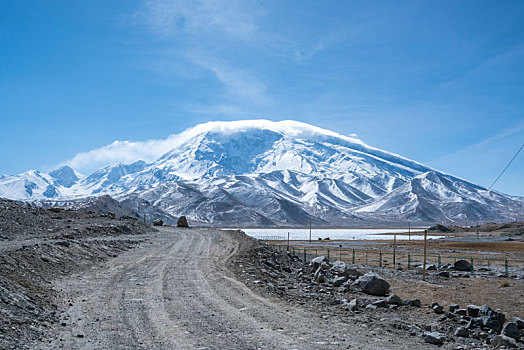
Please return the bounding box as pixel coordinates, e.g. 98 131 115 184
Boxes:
1 120 522 226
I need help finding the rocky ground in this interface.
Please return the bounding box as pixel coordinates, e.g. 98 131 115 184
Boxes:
229 237 524 349
0 199 155 349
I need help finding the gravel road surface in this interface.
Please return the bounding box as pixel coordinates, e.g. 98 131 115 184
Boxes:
34 227 419 349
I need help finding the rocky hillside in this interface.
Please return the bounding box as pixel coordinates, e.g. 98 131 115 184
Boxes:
0 199 155 349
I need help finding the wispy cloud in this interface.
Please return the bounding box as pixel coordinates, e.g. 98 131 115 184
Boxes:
139 0 258 40
134 0 269 103
429 120 524 166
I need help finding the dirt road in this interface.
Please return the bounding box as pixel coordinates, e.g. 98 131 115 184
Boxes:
34 227 419 349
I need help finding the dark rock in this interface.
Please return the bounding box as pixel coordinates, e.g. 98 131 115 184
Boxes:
447 304 459 313
437 271 450 278
311 256 328 270
501 322 520 340
466 318 482 330
332 276 347 287
455 309 467 315
372 299 388 308
454 326 469 337
153 219 164 226
444 311 455 319
386 294 403 306
491 334 518 348
454 259 473 271
353 272 390 296
176 216 189 228
478 304 505 332
467 305 480 317
403 299 421 308
513 317 524 330
432 303 444 314
424 331 446 345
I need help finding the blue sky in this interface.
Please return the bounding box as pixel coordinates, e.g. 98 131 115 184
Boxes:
1 0 523 195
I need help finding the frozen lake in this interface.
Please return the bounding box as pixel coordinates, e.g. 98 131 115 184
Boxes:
230 228 443 241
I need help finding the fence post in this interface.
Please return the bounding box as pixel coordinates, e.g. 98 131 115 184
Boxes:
408 253 411 270
423 230 427 281
470 257 474 272
327 248 330 260
339 250 342 261
505 258 509 277
393 233 396 266
366 252 368 265
438 255 441 269
303 248 306 262
352 249 355 264
292 247 295 256
379 251 383 268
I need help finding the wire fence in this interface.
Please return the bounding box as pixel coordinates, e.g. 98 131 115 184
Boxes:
268 243 523 277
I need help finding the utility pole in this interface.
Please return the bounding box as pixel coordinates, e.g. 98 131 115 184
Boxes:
309 218 312 244
408 221 411 245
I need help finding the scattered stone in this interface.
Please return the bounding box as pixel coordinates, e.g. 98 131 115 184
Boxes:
311 256 328 270
491 334 518 348
432 303 444 314
372 299 388 308
444 312 455 319
467 305 480 317
455 309 467 316
478 304 505 332
424 331 446 345
454 326 469 337
501 322 520 340
347 298 358 311
513 317 524 330
176 216 190 228
353 272 390 296
454 259 473 272
449 304 460 313
153 219 164 226
332 276 347 287
386 294 403 306
437 271 450 278
403 299 421 308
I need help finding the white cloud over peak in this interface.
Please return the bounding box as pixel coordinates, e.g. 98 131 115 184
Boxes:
62 120 365 174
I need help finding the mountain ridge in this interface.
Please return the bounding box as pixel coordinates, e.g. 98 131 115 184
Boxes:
1 120 522 226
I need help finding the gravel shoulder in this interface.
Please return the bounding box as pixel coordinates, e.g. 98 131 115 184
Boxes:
32 227 423 349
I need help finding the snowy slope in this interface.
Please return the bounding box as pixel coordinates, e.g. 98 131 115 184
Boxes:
1 120 522 226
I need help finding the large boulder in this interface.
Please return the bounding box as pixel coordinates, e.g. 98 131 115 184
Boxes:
454 259 473 271
153 219 164 226
176 216 190 228
353 272 390 296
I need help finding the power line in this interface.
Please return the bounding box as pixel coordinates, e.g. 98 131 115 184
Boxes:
488 142 524 190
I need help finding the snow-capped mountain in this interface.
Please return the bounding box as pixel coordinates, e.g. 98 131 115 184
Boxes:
1 120 522 226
